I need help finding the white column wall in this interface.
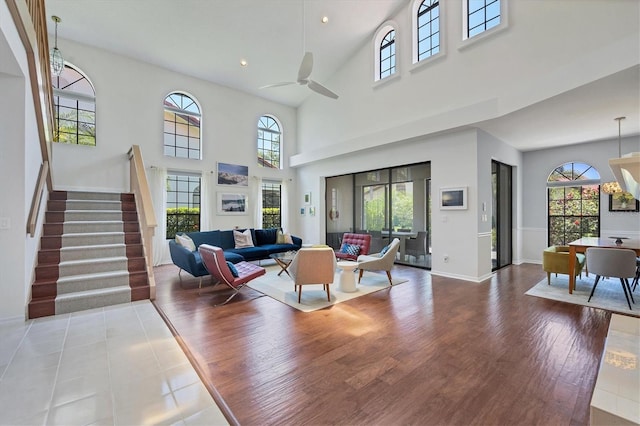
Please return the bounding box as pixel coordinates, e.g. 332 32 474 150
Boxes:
0 1 44 321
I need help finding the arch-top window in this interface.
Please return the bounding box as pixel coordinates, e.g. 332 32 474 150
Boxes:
547 162 601 246
417 0 440 62
257 115 281 169
52 63 96 146
164 92 201 159
379 30 396 79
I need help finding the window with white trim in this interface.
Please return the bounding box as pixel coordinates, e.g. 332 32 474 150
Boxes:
466 0 500 39
262 181 282 228
166 173 201 239
52 63 96 146
417 0 440 62
373 22 398 82
164 92 201 159
257 115 282 169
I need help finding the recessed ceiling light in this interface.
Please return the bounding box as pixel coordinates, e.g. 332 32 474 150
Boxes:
240 59 248 67
321 16 329 24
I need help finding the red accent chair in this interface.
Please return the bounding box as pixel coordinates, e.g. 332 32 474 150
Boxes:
335 233 372 261
198 244 266 305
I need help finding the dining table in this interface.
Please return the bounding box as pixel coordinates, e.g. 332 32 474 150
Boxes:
567 237 640 294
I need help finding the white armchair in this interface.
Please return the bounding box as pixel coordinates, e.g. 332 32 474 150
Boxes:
288 246 337 303
357 238 400 285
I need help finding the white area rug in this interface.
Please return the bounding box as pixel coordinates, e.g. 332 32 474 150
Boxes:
246 267 408 312
525 274 639 318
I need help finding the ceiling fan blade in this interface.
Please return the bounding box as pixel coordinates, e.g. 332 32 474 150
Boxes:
297 52 313 82
308 79 339 99
259 82 297 89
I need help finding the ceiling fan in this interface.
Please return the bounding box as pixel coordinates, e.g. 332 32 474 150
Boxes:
261 52 339 100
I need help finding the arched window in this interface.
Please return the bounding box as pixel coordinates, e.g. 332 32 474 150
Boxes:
257 115 281 169
465 0 501 39
163 92 201 159
380 30 396 79
52 63 96 146
373 22 398 82
547 162 601 245
416 0 440 62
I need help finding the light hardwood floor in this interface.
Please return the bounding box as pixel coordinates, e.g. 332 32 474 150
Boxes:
153 262 611 426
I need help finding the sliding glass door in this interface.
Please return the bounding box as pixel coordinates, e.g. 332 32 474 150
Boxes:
327 162 431 269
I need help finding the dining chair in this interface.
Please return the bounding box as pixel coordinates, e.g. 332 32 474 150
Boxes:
585 247 637 310
405 231 428 262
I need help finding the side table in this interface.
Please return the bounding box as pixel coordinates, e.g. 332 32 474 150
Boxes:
336 261 358 292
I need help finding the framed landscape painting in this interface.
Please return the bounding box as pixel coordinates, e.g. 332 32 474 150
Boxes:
609 192 639 212
217 162 248 186
217 192 247 215
440 187 468 210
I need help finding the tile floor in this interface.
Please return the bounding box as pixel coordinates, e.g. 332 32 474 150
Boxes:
0 301 229 425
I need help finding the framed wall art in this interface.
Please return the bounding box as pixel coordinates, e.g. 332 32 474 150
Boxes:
440 187 468 210
217 192 247 215
609 192 639 212
217 162 248 186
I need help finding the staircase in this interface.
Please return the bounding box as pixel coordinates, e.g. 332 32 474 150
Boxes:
28 191 150 319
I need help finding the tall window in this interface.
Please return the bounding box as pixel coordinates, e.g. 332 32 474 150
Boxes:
262 181 282 228
547 162 600 246
257 115 281 169
417 0 440 61
164 92 201 159
467 0 500 38
166 174 201 239
52 63 96 146
380 30 396 79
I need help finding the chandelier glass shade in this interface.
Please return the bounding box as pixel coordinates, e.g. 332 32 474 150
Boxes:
601 117 626 195
50 16 64 77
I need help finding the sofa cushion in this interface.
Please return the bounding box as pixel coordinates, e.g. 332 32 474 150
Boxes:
255 228 278 246
234 229 255 248
223 251 244 264
175 233 196 251
340 243 361 257
260 243 299 255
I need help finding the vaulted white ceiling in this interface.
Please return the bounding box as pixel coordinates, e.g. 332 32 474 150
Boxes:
45 0 639 152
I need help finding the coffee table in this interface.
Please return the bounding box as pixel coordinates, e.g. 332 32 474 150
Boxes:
270 251 297 277
336 261 358 292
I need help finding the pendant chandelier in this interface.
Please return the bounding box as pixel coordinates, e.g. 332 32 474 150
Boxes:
49 16 64 77
601 117 625 195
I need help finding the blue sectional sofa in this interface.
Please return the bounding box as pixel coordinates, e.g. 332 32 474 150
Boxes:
169 228 302 280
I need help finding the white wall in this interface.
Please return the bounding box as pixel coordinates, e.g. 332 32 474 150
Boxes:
51 39 300 263
0 1 45 321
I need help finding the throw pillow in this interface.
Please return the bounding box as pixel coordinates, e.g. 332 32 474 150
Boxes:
233 229 254 248
284 233 293 244
276 228 286 244
175 233 196 251
226 261 239 278
379 244 391 257
340 243 360 256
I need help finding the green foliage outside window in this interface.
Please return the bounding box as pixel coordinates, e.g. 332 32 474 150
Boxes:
262 207 281 229
166 207 200 239
548 185 599 245
363 187 413 231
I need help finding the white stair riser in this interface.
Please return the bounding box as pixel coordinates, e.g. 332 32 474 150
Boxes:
65 200 122 211
59 258 129 277
64 211 123 222
61 245 127 262
57 273 130 294
63 222 123 234
55 287 131 314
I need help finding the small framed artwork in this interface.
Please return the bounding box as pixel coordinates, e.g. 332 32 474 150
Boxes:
217 162 248 186
308 206 316 216
217 192 248 215
300 207 306 215
304 192 312 205
609 192 639 212
440 187 468 210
